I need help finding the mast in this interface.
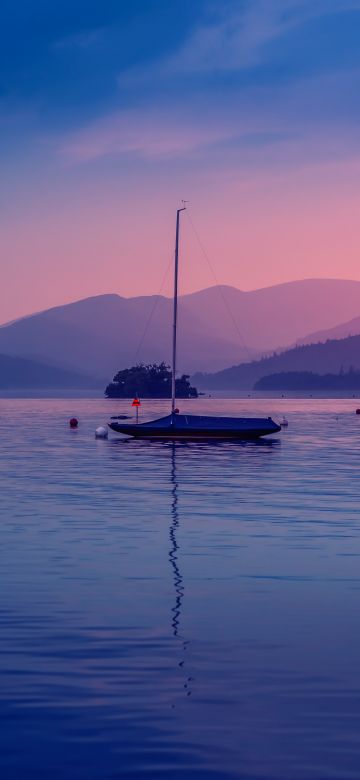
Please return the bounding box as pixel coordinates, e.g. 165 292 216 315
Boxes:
171 205 186 416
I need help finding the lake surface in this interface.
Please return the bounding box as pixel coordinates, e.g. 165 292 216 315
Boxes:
1 397 360 779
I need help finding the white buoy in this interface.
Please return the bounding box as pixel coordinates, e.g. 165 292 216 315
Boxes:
95 426 108 439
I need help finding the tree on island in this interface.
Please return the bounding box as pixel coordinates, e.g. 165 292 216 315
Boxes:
105 362 198 398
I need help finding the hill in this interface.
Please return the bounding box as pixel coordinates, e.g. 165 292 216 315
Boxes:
254 370 360 391
181 278 360 350
193 334 360 390
297 314 360 346
0 293 251 377
1 279 360 379
0 353 102 389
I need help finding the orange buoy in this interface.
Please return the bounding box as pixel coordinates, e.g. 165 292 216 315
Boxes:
69 417 78 428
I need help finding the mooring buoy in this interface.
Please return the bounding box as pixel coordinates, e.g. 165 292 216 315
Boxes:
95 426 108 439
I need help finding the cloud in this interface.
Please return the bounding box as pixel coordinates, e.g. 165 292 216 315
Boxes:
56 61 360 167
52 27 106 51
57 108 241 163
121 0 360 81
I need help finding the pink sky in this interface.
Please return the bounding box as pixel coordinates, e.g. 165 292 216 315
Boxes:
1 153 360 325
2 2 360 323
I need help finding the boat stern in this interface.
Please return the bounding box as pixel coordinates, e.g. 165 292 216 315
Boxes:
267 417 282 435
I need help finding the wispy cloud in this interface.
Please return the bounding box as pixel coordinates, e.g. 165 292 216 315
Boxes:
121 0 360 81
52 27 106 51
57 61 360 166
57 108 241 163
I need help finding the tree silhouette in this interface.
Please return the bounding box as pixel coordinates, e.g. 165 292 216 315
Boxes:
105 362 198 398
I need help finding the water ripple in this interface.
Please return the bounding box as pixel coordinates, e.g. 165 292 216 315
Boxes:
1 397 360 778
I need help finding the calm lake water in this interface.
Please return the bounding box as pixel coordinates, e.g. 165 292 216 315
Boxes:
1 397 360 779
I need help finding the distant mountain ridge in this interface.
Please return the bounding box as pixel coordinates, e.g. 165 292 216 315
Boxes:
0 292 251 378
0 353 102 389
1 278 360 383
180 278 360 349
193 334 360 390
296 314 360 346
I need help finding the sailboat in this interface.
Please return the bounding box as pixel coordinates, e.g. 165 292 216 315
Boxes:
109 206 281 440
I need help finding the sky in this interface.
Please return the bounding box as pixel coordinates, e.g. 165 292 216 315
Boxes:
1 0 360 322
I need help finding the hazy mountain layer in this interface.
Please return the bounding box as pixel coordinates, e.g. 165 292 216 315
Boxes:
297 314 360 346
0 293 250 378
193 334 360 390
0 354 102 389
1 279 360 380
181 278 360 349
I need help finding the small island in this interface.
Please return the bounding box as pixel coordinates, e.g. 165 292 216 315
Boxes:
105 362 198 398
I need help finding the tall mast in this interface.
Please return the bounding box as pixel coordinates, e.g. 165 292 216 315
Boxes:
171 205 186 416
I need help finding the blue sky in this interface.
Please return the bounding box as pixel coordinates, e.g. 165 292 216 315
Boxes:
1 1 360 321
2 1 359 126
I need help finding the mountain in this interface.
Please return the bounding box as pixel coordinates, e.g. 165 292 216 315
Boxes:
193 334 360 390
0 293 252 378
0 353 102 389
1 278 360 380
297 314 360 346
181 278 360 350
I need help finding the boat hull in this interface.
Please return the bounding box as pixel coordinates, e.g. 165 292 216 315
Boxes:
108 414 281 440
109 425 280 439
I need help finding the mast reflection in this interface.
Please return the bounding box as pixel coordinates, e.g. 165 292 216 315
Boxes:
168 443 192 698
169 444 183 637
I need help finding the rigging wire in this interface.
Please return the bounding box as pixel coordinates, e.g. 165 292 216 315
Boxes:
133 254 173 364
185 209 253 363
132 207 252 369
